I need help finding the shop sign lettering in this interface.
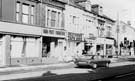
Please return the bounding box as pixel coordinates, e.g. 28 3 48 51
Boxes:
56 31 65 36
43 29 48 34
49 30 54 34
68 32 82 41
43 29 65 36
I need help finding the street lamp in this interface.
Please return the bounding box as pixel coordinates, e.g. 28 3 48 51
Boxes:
116 12 119 56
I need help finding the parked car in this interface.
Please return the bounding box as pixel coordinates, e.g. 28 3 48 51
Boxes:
74 55 111 68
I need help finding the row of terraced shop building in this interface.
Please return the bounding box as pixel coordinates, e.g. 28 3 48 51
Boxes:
0 0 134 67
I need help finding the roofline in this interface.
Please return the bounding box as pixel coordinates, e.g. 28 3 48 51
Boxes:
120 21 135 31
66 1 115 23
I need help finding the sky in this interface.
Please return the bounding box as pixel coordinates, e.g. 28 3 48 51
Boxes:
90 0 135 26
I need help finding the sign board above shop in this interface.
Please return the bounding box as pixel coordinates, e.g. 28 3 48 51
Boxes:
42 28 66 38
68 32 83 41
96 38 114 45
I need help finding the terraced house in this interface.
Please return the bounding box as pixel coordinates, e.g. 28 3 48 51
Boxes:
64 0 115 59
0 0 67 66
0 0 117 67
0 0 41 66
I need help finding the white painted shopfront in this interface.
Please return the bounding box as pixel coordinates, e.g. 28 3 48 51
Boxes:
67 32 84 57
96 38 114 56
10 36 41 65
0 21 42 66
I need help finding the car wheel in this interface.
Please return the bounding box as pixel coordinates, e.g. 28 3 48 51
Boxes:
93 64 97 69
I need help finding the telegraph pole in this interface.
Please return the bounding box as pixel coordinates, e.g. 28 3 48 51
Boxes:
116 12 119 56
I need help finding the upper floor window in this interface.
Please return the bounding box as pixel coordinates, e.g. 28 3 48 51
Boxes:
70 15 79 26
51 11 56 27
16 1 35 25
46 7 64 29
22 3 29 24
107 26 112 31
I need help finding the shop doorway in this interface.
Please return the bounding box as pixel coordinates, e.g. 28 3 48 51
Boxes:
42 37 51 57
96 44 104 56
42 37 65 63
42 37 60 58
106 44 113 55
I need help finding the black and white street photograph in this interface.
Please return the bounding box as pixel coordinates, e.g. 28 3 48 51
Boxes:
0 0 135 81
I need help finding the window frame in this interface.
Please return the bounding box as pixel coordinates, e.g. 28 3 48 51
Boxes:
50 10 57 27
16 0 36 25
46 7 63 29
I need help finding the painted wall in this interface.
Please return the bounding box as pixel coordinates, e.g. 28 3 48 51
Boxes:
64 5 84 34
82 13 97 38
104 21 115 38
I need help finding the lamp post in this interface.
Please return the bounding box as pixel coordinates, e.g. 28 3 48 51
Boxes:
116 12 119 56
116 9 128 56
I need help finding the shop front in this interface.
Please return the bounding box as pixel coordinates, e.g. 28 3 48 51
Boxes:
67 32 83 58
96 38 114 56
0 21 42 66
83 34 96 55
10 36 41 65
42 28 66 64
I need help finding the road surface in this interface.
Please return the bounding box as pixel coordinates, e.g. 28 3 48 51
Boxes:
99 71 135 81
5 68 135 81
2 62 135 81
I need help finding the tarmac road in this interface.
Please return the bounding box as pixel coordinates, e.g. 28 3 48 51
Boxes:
2 62 135 81
99 71 135 81
6 68 135 81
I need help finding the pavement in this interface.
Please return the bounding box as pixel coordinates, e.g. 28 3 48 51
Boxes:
0 62 76 75
0 57 135 81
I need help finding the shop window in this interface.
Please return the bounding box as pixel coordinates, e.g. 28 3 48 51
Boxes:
26 38 39 57
16 1 35 25
11 36 39 58
11 37 24 58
